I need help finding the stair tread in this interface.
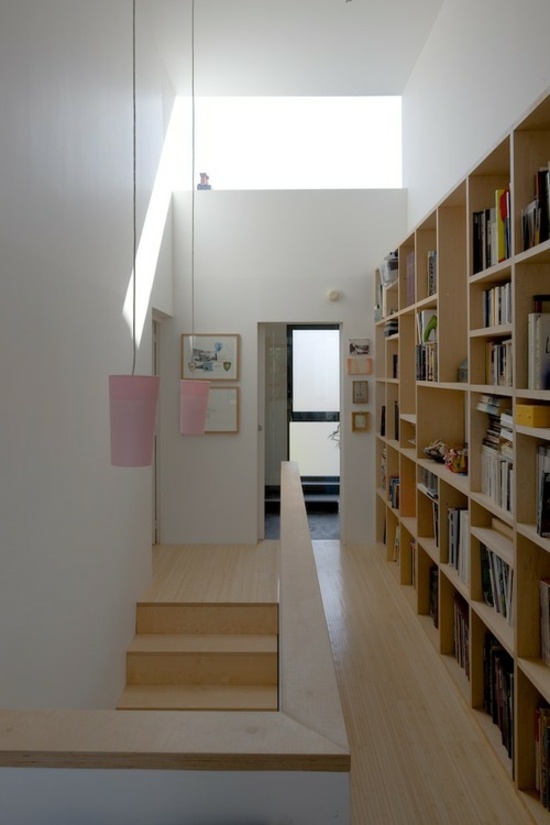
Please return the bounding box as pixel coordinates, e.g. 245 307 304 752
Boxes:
127 634 278 654
136 604 278 635
117 684 278 711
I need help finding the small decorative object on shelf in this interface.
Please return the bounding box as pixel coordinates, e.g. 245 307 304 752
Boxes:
445 447 468 475
379 250 398 286
197 172 211 190
423 440 449 463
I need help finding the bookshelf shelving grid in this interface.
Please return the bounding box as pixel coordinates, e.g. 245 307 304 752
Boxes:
374 88 550 823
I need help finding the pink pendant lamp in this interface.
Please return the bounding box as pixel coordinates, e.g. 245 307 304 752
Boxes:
179 0 210 435
110 374 160 466
109 0 160 467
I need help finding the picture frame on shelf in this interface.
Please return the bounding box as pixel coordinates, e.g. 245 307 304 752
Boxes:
182 333 240 381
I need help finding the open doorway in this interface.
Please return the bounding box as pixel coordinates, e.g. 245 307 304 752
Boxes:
263 323 340 539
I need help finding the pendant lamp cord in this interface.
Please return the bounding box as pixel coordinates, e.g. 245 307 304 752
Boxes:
190 0 196 343
131 0 137 376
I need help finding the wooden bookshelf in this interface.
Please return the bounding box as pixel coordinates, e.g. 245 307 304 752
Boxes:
374 87 550 820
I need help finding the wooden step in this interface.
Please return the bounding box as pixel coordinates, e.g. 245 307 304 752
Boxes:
136 602 278 635
126 634 278 686
117 683 279 711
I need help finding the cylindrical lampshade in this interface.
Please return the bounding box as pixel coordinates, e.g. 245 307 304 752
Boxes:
109 375 160 467
180 379 210 435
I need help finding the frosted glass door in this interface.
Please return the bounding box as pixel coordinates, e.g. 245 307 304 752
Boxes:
288 327 340 477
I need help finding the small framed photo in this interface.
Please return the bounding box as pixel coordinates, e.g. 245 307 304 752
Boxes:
205 387 239 433
348 338 370 355
352 411 370 432
352 380 368 405
182 333 240 381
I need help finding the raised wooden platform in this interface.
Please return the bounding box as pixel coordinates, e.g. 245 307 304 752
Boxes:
117 543 279 711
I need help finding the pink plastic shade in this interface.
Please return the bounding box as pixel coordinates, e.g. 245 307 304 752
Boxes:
180 380 210 434
109 375 160 467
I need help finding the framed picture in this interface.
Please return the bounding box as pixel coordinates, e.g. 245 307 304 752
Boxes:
352 380 368 404
348 338 370 355
182 334 240 381
346 356 373 375
352 411 370 432
205 387 239 433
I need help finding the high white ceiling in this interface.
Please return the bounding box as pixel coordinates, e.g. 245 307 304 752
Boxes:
144 0 444 96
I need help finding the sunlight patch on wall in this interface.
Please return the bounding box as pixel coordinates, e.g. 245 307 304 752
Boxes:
123 98 188 344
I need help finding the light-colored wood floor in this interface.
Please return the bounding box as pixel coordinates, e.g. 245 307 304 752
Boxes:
312 540 533 825
147 543 278 604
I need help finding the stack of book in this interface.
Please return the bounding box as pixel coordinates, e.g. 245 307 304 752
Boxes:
534 706 550 809
540 578 550 666
480 543 514 625
472 187 511 273
528 310 550 390
410 538 417 587
536 444 550 538
406 251 415 307
448 506 469 584
388 475 400 509
482 281 512 327
429 566 438 628
521 164 550 251
427 249 437 296
485 337 513 386
392 531 399 564
418 466 438 499
379 445 386 489
384 318 398 337
483 633 514 762
416 309 438 381
478 396 514 513
453 592 470 678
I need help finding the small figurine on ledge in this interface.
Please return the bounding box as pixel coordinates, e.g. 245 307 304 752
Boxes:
197 172 211 190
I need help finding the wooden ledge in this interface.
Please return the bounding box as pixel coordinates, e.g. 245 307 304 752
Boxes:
0 708 348 771
0 462 350 774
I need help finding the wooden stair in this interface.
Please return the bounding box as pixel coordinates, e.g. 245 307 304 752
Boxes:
117 597 279 712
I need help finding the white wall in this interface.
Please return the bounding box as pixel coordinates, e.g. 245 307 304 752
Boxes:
0 768 349 825
0 1 173 708
159 189 407 545
404 0 550 228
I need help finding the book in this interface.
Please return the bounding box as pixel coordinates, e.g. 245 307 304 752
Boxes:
429 566 438 628
496 187 510 262
540 471 550 538
540 580 550 666
523 198 540 250
480 544 494 607
432 501 439 548
406 251 415 306
528 313 550 390
537 446 550 535
533 294 550 314
427 250 437 296
535 168 550 245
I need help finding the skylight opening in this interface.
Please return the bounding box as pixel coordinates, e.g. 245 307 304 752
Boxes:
193 96 402 190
